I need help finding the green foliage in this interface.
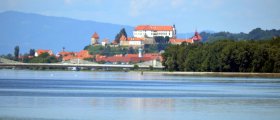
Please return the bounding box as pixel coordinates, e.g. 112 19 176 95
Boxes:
29 49 35 56
144 44 169 53
1 54 13 60
128 47 136 54
114 28 127 43
154 36 169 44
133 64 139 70
149 65 154 70
153 36 169 51
201 28 280 42
144 44 158 53
85 45 129 56
84 57 95 62
162 37 280 73
29 53 58 63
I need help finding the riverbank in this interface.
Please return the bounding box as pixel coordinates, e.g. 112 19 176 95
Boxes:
140 71 280 78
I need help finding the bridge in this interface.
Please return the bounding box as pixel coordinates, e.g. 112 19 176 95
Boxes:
0 63 163 69
0 58 164 70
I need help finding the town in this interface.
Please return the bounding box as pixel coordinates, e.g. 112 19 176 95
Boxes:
27 25 202 67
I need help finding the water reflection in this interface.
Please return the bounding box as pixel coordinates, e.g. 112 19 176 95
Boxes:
0 70 280 120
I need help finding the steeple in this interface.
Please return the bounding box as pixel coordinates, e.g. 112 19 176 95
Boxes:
92 32 99 39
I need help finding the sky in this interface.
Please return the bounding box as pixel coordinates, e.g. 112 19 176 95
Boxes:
0 0 279 33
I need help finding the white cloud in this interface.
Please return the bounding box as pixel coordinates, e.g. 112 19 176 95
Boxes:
129 0 159 17
171 0 184 7
191 0 224 9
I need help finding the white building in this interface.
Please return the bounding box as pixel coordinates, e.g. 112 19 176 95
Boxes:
101 39 109 46
119 35 144 47
133 25 176 38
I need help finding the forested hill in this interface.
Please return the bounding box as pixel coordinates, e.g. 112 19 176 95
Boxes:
201 28 280 42
162 37 280 73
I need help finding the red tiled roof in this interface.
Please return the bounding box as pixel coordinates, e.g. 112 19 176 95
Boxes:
135 25 173 31
63 55 75 61
95 53 162 63
126 54 138 57
192 31 202 41
59 50 92 61
169 38 193 44
76 50 92 59
127 37 145 41
36 49 53 56
169 31 202 44
59 51 74 56
92 32 99 39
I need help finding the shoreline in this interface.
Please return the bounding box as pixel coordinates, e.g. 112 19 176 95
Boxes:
140 71 280 78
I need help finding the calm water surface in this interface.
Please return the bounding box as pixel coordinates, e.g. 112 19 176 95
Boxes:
0 69 280 120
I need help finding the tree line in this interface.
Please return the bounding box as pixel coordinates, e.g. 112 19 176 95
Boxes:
162 37 280 73
201 28 280 42
1 46 58 63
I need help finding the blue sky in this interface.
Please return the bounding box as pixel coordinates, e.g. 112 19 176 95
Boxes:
0 0 279 33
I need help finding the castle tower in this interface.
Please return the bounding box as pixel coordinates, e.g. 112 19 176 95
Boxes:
91 32 99 45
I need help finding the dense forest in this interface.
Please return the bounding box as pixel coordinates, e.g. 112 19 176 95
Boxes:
84 45 136 56
162 37 280 73
201 28 280 42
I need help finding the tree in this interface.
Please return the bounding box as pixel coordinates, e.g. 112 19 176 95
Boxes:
115 28 127 44
29 49 35 56
133 64 139 70
29 52 58 63
14 46 19 61
128 47 135 54
162 37 280 73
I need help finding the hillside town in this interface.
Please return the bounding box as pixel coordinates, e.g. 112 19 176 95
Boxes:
32 25 202 66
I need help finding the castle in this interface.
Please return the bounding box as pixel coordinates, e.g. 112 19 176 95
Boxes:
90 24 201 47
133 25 176 38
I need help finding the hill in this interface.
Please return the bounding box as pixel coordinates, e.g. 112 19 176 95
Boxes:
0 11 134 54
201 28 280 42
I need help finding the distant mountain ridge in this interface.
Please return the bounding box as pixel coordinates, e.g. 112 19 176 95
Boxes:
200 28 280 42
0 11 134 54
1 11 277 55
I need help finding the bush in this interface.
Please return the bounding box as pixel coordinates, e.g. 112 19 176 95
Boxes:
133 64 139 70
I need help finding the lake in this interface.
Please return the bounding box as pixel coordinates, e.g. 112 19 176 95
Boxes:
0 69 280 120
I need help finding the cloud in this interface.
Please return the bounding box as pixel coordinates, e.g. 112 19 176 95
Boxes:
64 0 73 5
191 0 224 9
171 0 185 7
129 0 159 17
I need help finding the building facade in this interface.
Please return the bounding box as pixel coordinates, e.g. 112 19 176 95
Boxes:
35 49 53 57
119 34 144 47
133 25 176 38
169 31 202 45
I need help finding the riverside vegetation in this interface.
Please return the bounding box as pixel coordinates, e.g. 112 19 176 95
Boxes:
162 37 280 73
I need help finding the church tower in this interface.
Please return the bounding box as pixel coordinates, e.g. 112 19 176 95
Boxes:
173 24 177 38
91 32 99 45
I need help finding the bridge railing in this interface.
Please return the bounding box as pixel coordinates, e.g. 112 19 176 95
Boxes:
0 63 164 69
